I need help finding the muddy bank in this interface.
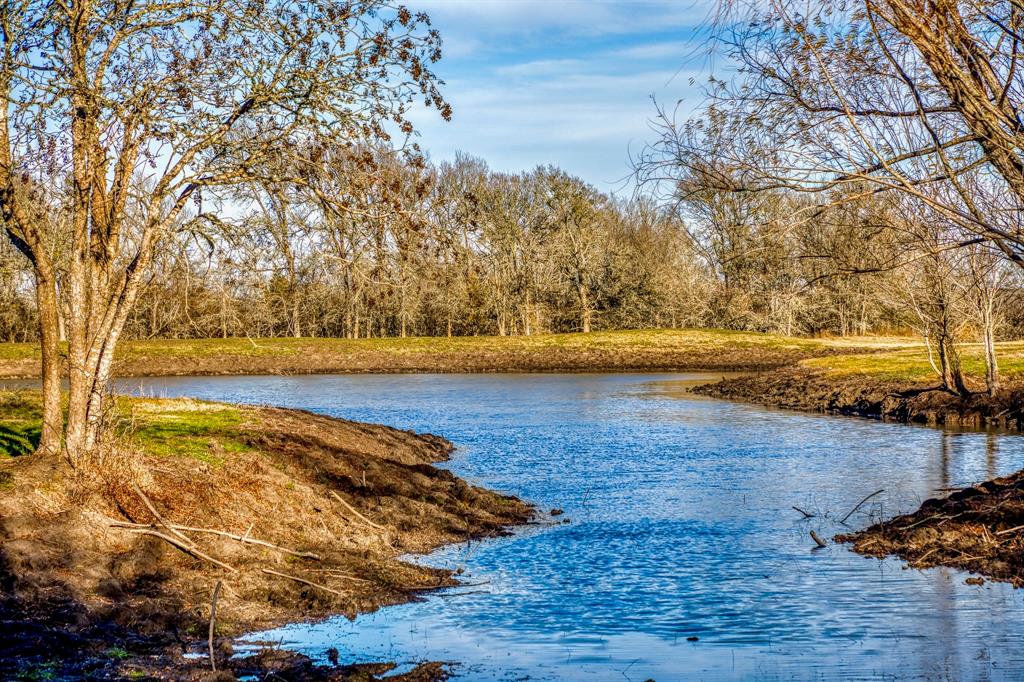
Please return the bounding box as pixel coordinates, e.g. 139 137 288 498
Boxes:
837 470 1024 586
693 367 1024 430
0 396 532 679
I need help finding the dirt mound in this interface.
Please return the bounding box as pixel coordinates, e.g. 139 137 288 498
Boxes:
837 470 1024 586
0 399 531 679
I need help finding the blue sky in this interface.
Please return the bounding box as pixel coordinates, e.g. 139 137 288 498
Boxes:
408 0 714 193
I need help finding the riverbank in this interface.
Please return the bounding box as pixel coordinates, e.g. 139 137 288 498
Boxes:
693 342 1024 429
0 391 532 680
0 329 908 378
691 343 1024 585
837 469 1024 586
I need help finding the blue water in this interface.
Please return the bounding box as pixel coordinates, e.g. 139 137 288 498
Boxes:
116 373 1024 680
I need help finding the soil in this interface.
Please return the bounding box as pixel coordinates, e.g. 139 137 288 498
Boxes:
693 367 1024 430
0 403 532 680
836 469 1024 586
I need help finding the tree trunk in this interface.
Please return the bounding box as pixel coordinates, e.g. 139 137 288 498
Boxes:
982 304 1000 397
34 269 62 458
578 283 591 333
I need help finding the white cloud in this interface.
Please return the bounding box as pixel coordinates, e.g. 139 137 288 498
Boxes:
406 0 714 190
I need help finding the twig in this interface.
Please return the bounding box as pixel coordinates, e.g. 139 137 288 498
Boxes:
810 530 827 548
124 528 237 573
261 568 347 597
792 506 815 518
131 483 196 549
328 490 385 531
110 521 320 560
840 489 885 525
209 580 223 672
996 523 1024 536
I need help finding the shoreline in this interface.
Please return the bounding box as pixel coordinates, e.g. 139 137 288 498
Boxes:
0 393 534 680
692 366 1024 431
692 366 1024 585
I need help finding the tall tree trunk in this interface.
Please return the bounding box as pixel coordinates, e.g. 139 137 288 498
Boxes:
982 303 1000 397
34 269 62 458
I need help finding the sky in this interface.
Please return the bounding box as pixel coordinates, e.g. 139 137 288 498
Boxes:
407 0 715 194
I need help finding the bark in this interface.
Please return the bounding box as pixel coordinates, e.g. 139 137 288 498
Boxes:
34 268 62 458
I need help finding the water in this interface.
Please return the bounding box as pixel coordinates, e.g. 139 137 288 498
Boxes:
114 373 1024 680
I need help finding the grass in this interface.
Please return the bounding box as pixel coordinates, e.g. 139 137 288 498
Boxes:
0 328 917 367
0 392 42 457
117 399 253 466
0 392 254 464
801 340 1024 384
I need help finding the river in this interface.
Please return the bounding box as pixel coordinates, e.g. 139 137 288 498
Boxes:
115 372 1024 681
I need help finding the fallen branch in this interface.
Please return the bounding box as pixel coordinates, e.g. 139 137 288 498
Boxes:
840 489 884 525
328 490 385 531
110 521 320 560
261 568 347 597
209 580 223 672
131 483 196 549
123 528 237 573
792 506 815 518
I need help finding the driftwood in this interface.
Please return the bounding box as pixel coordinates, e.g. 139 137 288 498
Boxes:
810 530 827 548
124 528 237 573
131 484 196 549
792 506 815 518
840 489 885 525
209 580 223 672
261 568 347 597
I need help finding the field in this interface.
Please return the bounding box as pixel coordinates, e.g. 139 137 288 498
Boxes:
0 329 915 378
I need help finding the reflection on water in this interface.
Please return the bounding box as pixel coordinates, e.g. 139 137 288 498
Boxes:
110 373 1023 680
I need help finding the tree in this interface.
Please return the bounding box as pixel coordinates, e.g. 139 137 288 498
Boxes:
0 1 449 461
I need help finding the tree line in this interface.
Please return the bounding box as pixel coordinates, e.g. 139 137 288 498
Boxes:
5 142 984 344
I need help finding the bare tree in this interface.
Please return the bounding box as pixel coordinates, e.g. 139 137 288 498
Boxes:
0 1 449 461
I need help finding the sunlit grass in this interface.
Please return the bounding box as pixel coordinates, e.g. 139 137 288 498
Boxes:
802 341 1024 384
75 328 920 361
0 392 253 464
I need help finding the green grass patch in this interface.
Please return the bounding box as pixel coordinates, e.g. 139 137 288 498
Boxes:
0 392 42 458
126 399 253 466
0 391 255 464
802 341 1024 384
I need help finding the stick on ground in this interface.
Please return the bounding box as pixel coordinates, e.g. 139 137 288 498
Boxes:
122 528 237 573
209 580 223 671
329 490 386 531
